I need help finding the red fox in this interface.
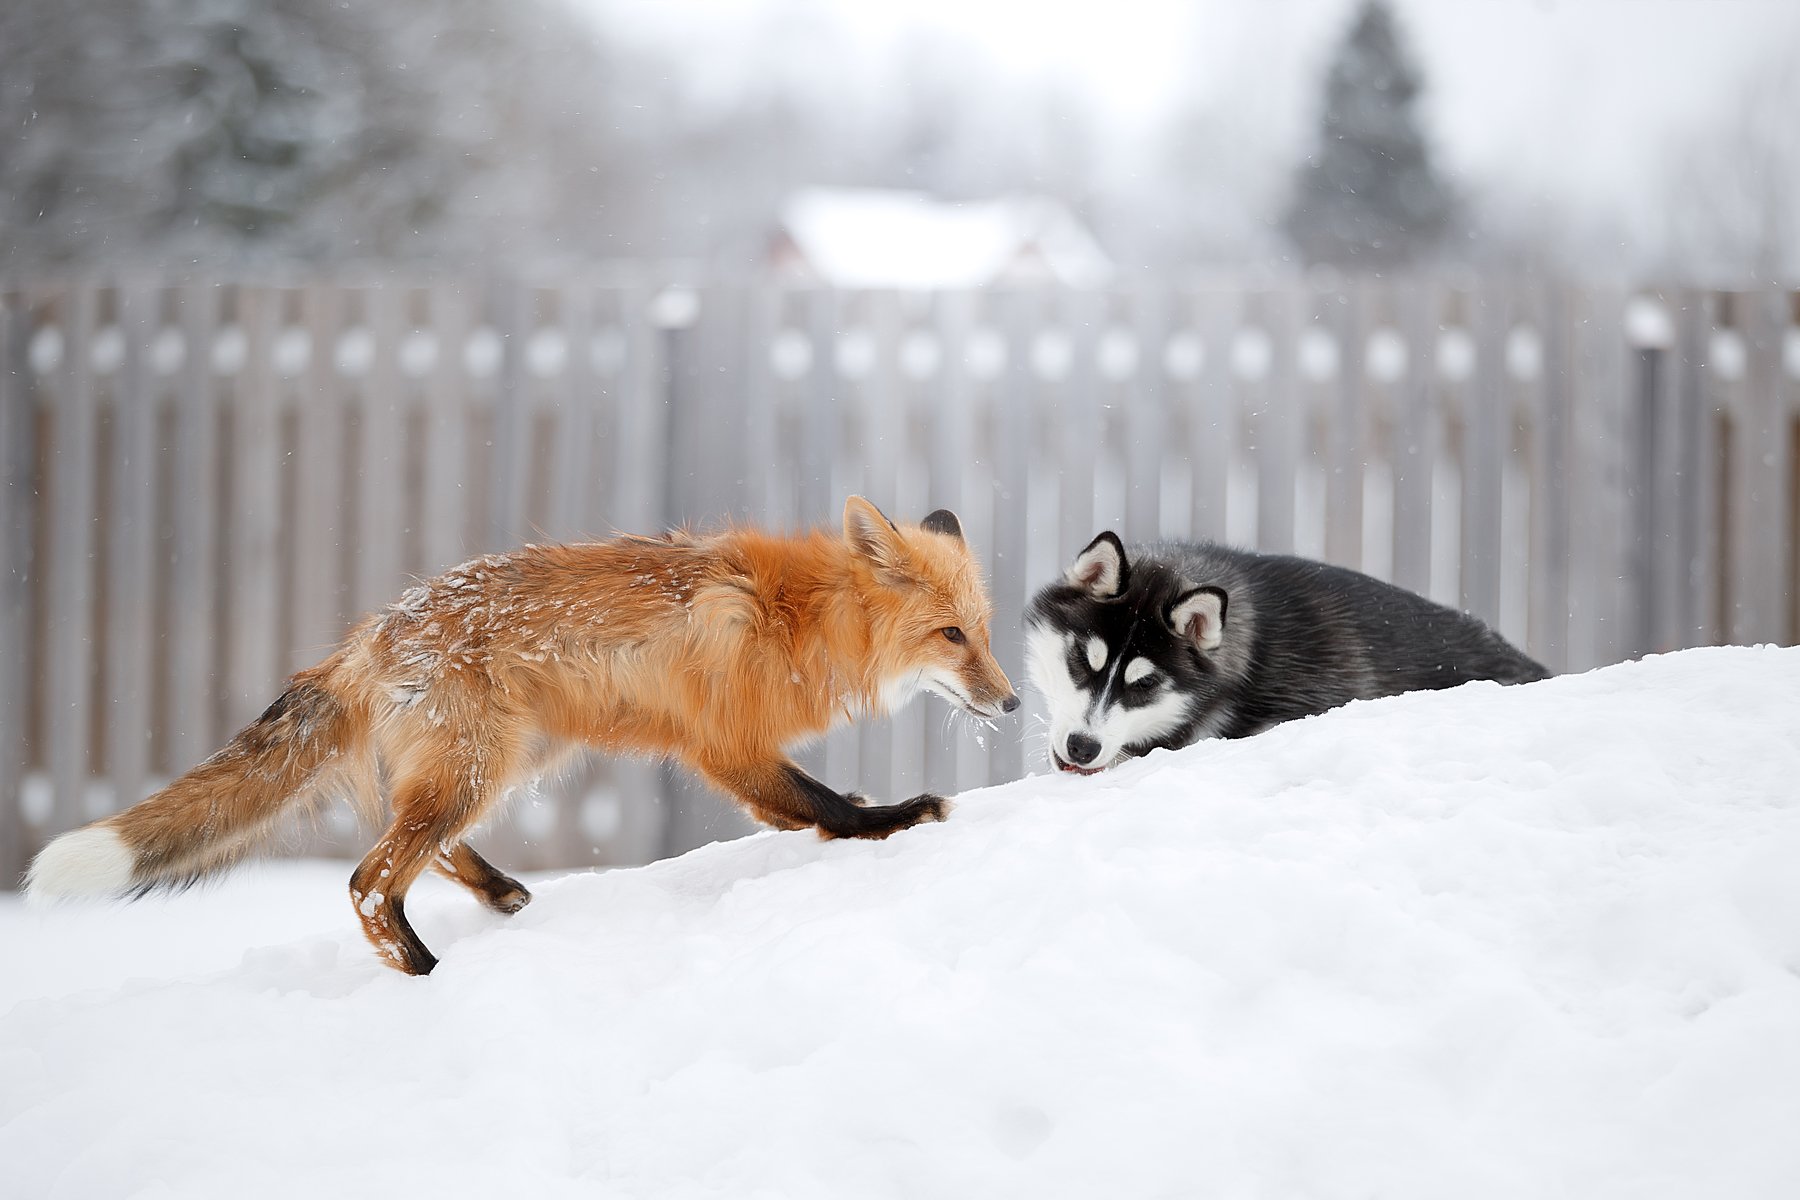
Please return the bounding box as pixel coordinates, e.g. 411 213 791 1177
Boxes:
25 497 1018 975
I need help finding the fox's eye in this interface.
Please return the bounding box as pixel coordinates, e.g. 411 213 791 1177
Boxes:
941 626 965 644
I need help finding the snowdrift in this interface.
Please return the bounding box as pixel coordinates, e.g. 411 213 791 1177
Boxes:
5 646 1800 1199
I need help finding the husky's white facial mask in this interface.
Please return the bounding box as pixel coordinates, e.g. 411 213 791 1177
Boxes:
1024 532 1231 773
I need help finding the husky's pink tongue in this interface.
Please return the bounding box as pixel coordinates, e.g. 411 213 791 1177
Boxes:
1054 756 1106 776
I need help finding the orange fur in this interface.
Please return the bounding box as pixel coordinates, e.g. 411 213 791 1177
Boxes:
25 498 1016 975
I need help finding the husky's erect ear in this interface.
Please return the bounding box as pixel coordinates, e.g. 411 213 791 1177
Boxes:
844 495 903 564
920 509 963 541
1168 586 1228 651
1065 532 1128 598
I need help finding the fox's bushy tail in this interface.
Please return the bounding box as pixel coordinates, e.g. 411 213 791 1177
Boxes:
24 665 358 902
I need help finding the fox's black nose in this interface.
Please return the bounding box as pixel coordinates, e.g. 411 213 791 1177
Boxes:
1065 732 1101 765
1001 694 1021 714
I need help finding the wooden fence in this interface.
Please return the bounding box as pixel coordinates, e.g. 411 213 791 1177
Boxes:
2 273 1797 886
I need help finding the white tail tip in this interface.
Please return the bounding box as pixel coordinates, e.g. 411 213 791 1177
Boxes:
24 826 136 905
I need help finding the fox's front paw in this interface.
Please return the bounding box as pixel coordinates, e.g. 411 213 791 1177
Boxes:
848 792 951 839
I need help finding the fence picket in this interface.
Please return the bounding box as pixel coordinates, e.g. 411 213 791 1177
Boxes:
1565 286 1629 671
289 287 346 671
0 290 31 877
46 284 98 829
1461 285 1508 628
351 287 405 616
1188 288 1236 544
1730 290 1792 645
1255 286 1300 554
1392 282 1438 599
1672 291 1720 649
1324 285 1366 570
104 283 157 812
221 288 282 730
1125 288 1166 541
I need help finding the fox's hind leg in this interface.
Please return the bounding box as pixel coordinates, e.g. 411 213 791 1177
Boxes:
433 841 531 914
350 749 515 975
699 753 949 840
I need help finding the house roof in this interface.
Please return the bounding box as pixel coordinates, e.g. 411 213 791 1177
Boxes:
775 188 1112 289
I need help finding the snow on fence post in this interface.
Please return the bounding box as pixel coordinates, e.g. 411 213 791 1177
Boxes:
104 281 158 815
46 282 98 832
0 288 32 884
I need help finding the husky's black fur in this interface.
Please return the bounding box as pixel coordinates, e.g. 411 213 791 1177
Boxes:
1025 533 1550 772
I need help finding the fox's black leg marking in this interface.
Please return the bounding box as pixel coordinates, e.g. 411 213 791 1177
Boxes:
700 756 949 840
780 764 948 839
349 853 440 976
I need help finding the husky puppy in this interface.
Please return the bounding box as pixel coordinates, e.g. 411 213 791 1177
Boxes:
1025 532 1550 774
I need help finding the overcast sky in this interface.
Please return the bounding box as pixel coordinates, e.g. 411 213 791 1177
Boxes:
579 0 1799 250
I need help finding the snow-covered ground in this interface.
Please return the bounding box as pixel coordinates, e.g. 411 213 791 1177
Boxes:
5 646 1800 1199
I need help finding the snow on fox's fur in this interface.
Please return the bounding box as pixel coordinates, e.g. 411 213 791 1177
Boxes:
25 498 1017 975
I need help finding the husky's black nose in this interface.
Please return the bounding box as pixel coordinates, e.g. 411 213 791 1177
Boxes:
1001 694 1021 714
1065 732 1102 765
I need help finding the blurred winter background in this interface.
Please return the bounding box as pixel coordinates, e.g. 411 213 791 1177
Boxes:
5 0 1798 276
2 0 1797 881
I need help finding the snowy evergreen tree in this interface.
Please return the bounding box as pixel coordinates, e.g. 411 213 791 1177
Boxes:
147 0 416 249
0 0 652 268
1281 0 1458 270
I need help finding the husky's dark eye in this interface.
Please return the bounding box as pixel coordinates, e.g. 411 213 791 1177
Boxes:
941 626 965 644
1129 672 1158 690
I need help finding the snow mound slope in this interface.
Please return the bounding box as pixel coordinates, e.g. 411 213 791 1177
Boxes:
4 646 1800 1199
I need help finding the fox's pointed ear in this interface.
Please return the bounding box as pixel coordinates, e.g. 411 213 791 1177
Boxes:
920 509 962 541
1168 586 1228 651
1065 532 1128 598
844 496 903 564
